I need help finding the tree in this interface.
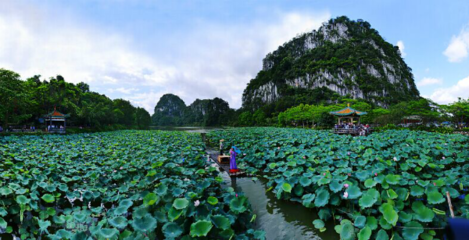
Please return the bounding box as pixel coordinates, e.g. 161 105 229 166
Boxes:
0 69 32 128
446 98 469 129
135 107 151 129
238 111 254 126
253 109 266 126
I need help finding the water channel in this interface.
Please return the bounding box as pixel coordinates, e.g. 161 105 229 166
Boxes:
157 127 337 240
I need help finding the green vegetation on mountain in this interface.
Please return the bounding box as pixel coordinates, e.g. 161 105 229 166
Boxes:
0 68 151 130
242 16 420 116
151 94 236 126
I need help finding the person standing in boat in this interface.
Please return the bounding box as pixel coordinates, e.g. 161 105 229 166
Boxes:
229 147 239 173
219 139 224 155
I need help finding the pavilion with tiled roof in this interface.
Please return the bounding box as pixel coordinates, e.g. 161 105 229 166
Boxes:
330 104 367 125
44 107 69 133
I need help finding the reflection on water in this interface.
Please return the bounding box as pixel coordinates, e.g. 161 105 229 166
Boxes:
229 176 338 240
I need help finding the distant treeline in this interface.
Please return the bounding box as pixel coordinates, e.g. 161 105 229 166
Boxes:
151 93 469 130
0 68 151 130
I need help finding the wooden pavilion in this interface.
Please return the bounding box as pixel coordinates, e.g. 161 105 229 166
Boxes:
330 104 368 135
44 107 68 134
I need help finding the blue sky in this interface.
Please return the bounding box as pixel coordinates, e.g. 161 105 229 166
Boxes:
1 0 469 113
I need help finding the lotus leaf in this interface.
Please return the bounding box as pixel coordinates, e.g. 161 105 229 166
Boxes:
143 193 159 206
173 198 189 210
211 215 231 230
376 229 389 240
357 226 371 240
230 196 248 214
340 222 356 240
402 221 424 240
109 216 128 229
380 203 398 226
190 220 213 237
132 213 157 232
426 191 445 204
162 222 183 238
411 201 434 222
314 189 330 207
41 194 55 203
282 183 292 193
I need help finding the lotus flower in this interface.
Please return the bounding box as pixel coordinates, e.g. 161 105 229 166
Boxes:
120 167 123 170
393 157 397 161
347 152 351 156
442 156 445 159
344 183 349 188
375 173 378 176
323 173 326 176
347 173 351 176
194 200 200 207
278 147 280 150
433 182 436 186
236 194 238 198
343 192 348 198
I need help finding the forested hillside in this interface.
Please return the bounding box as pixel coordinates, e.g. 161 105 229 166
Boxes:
0 68 151 130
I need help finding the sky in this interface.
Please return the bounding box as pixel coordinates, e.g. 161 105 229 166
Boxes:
1 0 469 114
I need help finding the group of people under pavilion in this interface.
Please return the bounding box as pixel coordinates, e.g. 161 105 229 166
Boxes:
330 104 371 136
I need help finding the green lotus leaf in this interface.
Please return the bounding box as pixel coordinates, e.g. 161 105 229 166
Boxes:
0 208 7 217
162 222 183 239
411 201 434 222
268 163 277 169
114 206 128 215
16 195 30 205
410 186 424 197
313 219 325 229
119 199 133 209
0 217 7 229
211 215 231 230
230 196 248 214
380 203 398 226
109 216 128 229
318 208 331 221
347 185 362 199
398 211 412 223
354 215 366 228
402 221 424 240
340 222 356 240
168 207 183 222
143 193 159 206
207 196 219 205
55 229 73 239
156 184 168 196
387 189 398 199
364 179 377 188
41 194 55 203
385 174 400 185
74 212 88 222
38 219 51 233
293 185 304 196
357 226 371 240
314 189 330 207
376 229 389 240
359 193 377 209
426 191 445 204
282 183 292 193
98 228 119 239
0 187 13 196
190 220 213 237
299 177 312 187
329 180 343 193
173 198 189 210
366 216 377 230
133 206 149 219
132 213 157 232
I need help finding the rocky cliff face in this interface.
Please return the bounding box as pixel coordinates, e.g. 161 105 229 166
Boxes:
151 94 186 126
243 16 420 111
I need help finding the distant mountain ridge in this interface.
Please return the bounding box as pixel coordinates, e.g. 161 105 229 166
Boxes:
242 16 420 112
151 94 234 126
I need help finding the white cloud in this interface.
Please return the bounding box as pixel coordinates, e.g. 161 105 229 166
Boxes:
416 77 442 87
396 40 406 57
443 25 469 62
430 76 469 104
0 2 330 114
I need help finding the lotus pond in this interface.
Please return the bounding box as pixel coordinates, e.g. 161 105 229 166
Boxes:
208 128 469 240
0 131 263 239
